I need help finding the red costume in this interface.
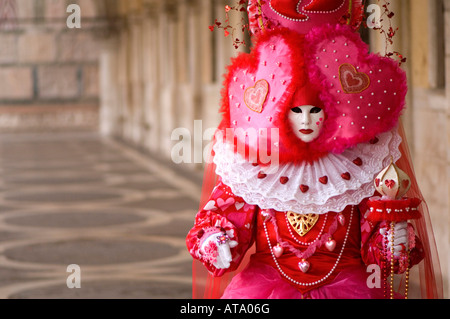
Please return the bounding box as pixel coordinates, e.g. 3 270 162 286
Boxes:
186 0 443 299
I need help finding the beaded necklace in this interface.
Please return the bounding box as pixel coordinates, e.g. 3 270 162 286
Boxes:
263 206 354 287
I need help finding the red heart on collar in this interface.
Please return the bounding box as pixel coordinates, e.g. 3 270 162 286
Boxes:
300 185 310 193
353 157 363 166
258 172 267 179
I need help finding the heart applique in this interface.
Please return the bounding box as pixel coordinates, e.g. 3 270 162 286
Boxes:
235 202 245 211
385 179 396 189
319 176 328 185
361 221 371 232
204 200 217 211
300 185 310 193
305 24 408 153
325 238 337 252
402 179 410 189
353 157 363 166
339 63 370 94
258 171 268 179
298 259 310 273
217 198 236 211
244 79 269 113
273 244 284 258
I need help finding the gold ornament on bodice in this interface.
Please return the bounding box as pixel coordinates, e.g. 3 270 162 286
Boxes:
286 212 319 237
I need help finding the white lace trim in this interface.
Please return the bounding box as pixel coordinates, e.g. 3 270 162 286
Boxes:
213 129 402 215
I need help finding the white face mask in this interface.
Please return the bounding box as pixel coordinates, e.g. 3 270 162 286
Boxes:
288 105 325 143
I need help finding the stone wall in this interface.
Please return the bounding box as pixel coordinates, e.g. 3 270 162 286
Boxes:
0 0 103 132
98 0 244 162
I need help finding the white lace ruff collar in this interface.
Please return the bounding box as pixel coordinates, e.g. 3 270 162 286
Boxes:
213 128 402 215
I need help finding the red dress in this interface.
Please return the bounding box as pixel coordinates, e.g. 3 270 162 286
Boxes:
186 180 424 299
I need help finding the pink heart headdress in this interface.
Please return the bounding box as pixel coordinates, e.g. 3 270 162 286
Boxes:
219 24 407 164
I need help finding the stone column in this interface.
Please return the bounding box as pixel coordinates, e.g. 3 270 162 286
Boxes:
142 0 161 153
159 0 178 158
175 0 196 168
444 0 450 299
99 37 120 137
116 31 128 137
128 9 146 145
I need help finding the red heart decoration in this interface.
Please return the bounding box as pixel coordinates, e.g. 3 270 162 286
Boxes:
273 244 284 258
258 171 267 179
375 178 380 187
339 63 370 94
319 176 328 184
353 157 363 166
298 259 310 273
385 179 396 189
300 185 310 193
244 79 269 113
341 172 351 180
325 238 337 252
402 179 410 189
280 176 289 185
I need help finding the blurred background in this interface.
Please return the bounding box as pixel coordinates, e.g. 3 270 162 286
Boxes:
0 0 448 299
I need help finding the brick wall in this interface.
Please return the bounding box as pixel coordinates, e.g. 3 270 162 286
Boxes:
0 0 102 132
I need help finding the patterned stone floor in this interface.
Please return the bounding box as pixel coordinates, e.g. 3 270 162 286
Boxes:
0 132 202 299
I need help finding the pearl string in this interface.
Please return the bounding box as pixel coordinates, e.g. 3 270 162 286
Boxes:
269 0 308 22
285 213 328 246
268 0 346 22
264 206 354 287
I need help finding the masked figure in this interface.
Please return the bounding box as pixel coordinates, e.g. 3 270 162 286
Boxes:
186 0 443 299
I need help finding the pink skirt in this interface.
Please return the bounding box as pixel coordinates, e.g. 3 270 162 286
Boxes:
221 260 387 299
